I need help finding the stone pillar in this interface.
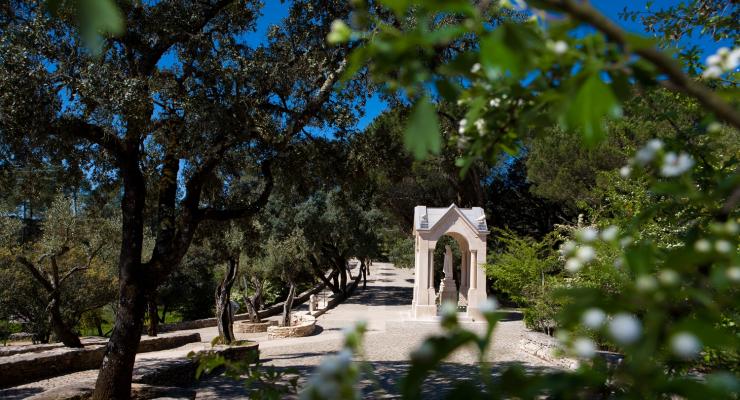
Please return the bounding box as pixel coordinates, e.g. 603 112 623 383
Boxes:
458 251 469 307
466 249 488 321
309 294 318 313
412 244 437 319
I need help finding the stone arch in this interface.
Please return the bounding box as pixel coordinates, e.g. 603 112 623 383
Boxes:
411 204 489 320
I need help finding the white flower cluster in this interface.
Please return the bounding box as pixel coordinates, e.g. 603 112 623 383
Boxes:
703 47 740 79
560 226 618 273
620 139 694 178
546 40 568 55
694 238 735 254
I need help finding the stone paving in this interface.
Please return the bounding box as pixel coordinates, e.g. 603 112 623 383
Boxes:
196 262 558 399
0 262 557 399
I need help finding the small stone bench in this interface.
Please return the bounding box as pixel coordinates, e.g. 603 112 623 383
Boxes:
234 320 277 333
267 314 316 339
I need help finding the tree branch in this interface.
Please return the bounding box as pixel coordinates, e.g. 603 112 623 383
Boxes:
16 256 54 293
540 0 740 130
197 158 274 221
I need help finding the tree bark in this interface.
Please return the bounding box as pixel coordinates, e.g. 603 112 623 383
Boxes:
147 295 158 337
361 259 367 289
241 276 262 323
48 297 83 348
281 282 296 327
216 258 238 344
92 159 147 400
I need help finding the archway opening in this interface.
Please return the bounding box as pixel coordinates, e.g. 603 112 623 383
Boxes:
432 233 470 309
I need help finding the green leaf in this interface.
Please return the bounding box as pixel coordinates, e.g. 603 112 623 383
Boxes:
379 0 411 18
564 73 621 146
625 33 657 50
80 0 125 55
404 96 441 160
480 23 540 78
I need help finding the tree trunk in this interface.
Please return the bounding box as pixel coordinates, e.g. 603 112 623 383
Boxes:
96 317 104 337
48 297 83 348
361 259 367 289
281 282 296 327
92 163 147 400
216 258 238 344
339 262 347 294
241 276 261 323
147 296 158 337
160 303 168 323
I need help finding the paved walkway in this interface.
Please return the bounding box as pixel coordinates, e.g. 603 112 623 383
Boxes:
1 263 556 399
197 262 557 398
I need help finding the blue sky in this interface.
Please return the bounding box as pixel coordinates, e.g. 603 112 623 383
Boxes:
156 1 726 134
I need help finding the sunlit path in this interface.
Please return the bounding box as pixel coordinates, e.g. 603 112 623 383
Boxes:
196 262 558 399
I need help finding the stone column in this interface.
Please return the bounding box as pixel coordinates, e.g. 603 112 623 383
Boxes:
458 251 469 306
413 241 437 319
466 249 488 321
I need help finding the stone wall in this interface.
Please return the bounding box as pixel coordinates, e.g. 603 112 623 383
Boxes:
0 332 201 388
156 283 326 333
519 330 579 370
0 337 108 357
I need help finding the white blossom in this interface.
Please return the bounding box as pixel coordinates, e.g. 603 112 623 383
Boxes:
694 239 711 253
724 220 738 235
582 308 606 329
575 246 596 263
471 62 482 73
702 65 723 79
577 227 599 242
565 258 583 273
726 266 740 282
636 275 657 292
474 118 486 133
440 301 458 318
619 236 633 248
608 313 642 344
634 139 663 165
619 165 632 178
671 332 701 359
560 240 577 256
489 98 501 107
707 122 722 133
600 226 619 241
658 269 680 286
551 40 568 55
458 118 468 134
715 240 733 254
411 342 435 362
660 152 694 177
573 337 596 358
479 298 499 315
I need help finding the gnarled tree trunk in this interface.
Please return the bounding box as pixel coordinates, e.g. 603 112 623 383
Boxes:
241 275 262 323
281 282 296 327
48 297 83 348
216 258 238 344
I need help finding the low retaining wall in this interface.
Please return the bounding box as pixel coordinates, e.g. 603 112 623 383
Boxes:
157 283 326 333
0 332 201 388
519 331 579 370
234 320 277 333
25 342 258 399
267 314 316 339
0 337 108 357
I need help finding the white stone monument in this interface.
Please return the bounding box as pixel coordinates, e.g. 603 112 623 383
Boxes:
438 245 457 305
411 204 489 321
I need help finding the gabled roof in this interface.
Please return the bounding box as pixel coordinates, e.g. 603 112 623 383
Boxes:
413 204 488 234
